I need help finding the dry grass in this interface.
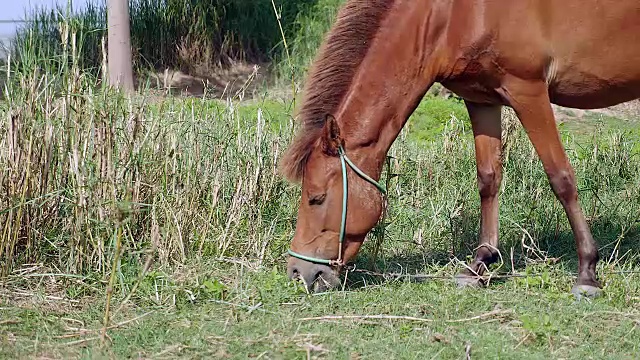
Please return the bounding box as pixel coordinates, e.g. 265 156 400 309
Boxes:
0 39 297 276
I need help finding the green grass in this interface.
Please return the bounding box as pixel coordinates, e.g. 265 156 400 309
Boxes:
405 95 469 142
2 262 639 359
276 0 345 80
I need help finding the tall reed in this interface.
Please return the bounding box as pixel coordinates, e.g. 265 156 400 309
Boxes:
11 0 320 77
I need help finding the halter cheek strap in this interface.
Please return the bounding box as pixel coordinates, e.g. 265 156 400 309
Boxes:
288 145 386 267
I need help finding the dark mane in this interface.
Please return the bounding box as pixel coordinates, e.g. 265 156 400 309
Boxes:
280 0 395 182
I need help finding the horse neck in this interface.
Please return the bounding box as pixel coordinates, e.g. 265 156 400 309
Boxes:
334 1 446 176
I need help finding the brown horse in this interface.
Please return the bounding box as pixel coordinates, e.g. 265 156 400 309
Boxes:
281 0 640 295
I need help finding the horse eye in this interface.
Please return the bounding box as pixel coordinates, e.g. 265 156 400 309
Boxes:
309 193 326 205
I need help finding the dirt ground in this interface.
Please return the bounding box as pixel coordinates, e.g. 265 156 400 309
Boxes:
553 100 640 122
433 85 640 122
137 62 271 100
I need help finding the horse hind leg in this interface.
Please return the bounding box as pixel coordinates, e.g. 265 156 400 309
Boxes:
499 78 601 298
456 102 503 288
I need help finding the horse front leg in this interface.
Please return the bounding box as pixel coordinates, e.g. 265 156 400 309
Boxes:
456 101 503 287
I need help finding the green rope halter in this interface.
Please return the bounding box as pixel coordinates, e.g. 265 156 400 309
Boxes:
288 145 386 267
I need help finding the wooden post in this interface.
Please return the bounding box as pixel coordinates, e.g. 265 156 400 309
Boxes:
107 0 134 92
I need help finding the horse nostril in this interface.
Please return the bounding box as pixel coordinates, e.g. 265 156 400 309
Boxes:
290 267 300 279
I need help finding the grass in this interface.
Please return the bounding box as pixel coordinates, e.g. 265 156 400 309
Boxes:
275 0 345 80
2 261 639 359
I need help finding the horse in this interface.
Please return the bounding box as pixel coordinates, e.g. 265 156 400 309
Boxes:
281 0 640 296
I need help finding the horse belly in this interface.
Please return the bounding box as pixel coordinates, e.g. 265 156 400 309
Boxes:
545 2 640 109
550 65 640 109
440 80 504 105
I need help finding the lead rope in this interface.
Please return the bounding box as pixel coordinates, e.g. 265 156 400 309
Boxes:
288 145 386 266
336 145 349 266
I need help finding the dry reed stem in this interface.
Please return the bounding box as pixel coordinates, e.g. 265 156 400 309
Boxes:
63 336 101 346
270 0 296 108
101 221 124 345
299 308 513 323
61 311 155 341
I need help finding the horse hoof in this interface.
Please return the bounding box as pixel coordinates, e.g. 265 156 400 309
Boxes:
571 284 602 300
455 274 484 288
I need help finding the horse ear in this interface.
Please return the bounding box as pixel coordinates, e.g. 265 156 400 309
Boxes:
321 114 342 156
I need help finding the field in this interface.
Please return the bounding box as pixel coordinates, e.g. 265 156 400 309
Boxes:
2 1 640 359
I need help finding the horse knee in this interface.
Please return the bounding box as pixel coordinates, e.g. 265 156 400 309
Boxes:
548 169 578 204
477 167 500 198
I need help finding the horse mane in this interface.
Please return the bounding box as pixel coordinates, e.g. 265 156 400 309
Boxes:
280 0 395 182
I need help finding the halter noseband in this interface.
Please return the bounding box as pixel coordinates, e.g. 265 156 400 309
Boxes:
288 145 386 267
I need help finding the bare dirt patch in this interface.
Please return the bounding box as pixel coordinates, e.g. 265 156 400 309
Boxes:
553 100 640 122
431 84 639 123
137 62 270 99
